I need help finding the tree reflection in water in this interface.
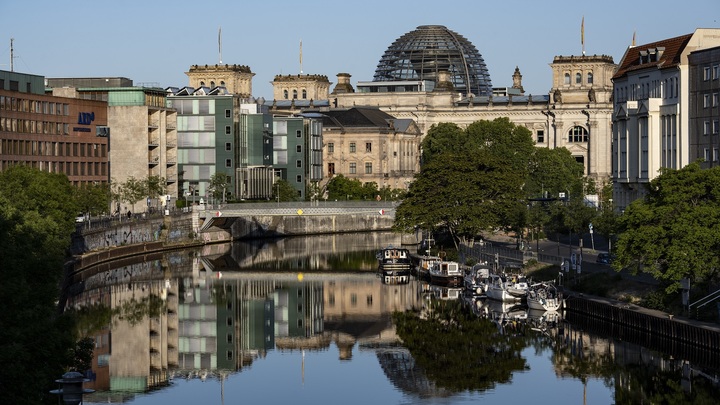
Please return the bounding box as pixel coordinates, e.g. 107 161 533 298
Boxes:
392 299 529 394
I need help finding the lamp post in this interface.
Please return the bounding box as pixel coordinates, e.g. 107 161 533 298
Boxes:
50 371 94 405
277 181 280 206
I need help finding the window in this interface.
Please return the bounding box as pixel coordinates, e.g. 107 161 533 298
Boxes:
715 148 719 162
713 65 719 80
704 67 711 81
714 120 719 134
296 160 302 168
296 175 302 183
365 142 372 152
705 148 711 161
296 130 301 138
575 73 582 84
349 142 356 153
537 130 545 143
704 121 711 135
292 89 298 99
226 158 232 167
568 126 589 142
349 163 356 174
365 162 372 174
564 73 570 85
225 109 231 118
705 94 711 108
302 89 307 99
283 90 288 99
714 93 719 107
225 142 231 151
328 143 334 153
296 145 302 153
225 125 231 135
587 72 593 84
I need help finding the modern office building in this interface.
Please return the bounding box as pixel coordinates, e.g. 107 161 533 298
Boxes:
45 77 177 214
611 28 720 211
272 115 323 200
0 70 110 186
688 46 720 169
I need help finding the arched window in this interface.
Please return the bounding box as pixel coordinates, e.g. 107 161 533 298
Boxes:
292 89 298 99
210 81 216 88
302 89 307 99
283 90 289 99
568 126 589 142
220 81 226 86
587 72 593 84
575 73 582 84
564 73 570 85
200 81 205 86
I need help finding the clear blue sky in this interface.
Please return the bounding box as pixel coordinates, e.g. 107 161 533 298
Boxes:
1 0 716 99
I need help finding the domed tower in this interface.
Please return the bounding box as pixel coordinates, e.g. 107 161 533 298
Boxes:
372 25 492 96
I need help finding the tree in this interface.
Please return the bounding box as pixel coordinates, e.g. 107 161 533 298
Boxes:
614 162 720 293
325 174 378 200
272 178 300 202
0 166 80 403
209 172 229 203
74 182 111 216
116 176 145 212
394 118 535 249
144 175 166 208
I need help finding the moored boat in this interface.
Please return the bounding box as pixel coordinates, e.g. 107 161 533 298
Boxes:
526 282 562 311
428 260 463 286
464 263 490 296
485 273 529 302
415 255 442 280
376 246 412 284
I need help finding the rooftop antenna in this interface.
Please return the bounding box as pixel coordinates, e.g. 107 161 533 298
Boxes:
10 37 14 71
218 26 222 65
299 39 303 74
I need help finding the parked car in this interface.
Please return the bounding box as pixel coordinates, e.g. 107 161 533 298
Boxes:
596 252 615 264
75 213 86 223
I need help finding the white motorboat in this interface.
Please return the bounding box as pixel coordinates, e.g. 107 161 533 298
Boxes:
464 263 490 296
485 273 529 302
526 282 563 311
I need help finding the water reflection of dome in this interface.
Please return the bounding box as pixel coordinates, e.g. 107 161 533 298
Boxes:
373 25 493 96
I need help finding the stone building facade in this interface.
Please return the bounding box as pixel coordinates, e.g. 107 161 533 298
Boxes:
185 64 254 98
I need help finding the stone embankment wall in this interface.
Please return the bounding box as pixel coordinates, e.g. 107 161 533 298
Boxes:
229 213 395 239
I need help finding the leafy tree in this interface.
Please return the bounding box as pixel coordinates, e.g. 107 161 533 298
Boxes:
144 175 166 207
526 147 585 199
326 174 378 200
0 166 80 403
209 172 230 202
394 118 535 249
74 182 111 216
272 178 300 202
116 176 145 212
614 162 720 293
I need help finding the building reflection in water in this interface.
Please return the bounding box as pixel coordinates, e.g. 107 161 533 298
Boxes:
65 232 720 403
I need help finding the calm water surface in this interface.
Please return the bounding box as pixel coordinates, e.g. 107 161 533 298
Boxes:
68 233 718 405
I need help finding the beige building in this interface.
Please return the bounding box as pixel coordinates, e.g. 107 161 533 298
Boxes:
272 74 331 102
185 64 254 98
612 28 720 212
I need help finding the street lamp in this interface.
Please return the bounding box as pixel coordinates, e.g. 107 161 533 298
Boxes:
50 371 94 405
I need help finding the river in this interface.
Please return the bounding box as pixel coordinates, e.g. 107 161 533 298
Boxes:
66 232 719 404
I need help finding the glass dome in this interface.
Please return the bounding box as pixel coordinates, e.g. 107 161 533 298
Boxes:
373 25 492 96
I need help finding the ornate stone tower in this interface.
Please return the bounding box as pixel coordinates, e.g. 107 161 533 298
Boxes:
272 74 332 101
185 64 254 97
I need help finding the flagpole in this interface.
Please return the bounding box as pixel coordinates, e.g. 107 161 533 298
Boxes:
300 39 303 74
219 26 223 65
581 16 585 56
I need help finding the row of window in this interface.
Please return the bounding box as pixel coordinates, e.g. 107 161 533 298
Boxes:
282 89 308 100
326 142 373 154
0 159 108 177
563 72 594 85
703 65 720 81
703 148 720 162
703 120 720 135
1 117 71 135
0 139 107 158
615 77 679 102
702 92 719 108
0 95 70 115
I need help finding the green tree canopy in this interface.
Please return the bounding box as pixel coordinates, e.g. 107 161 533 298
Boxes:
272 178 300 202
394 118 535 248
614 162 720 292
74 182 111 216
325 174 379 200
0 166 79 403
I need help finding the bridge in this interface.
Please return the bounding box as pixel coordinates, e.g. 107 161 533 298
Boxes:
196 201 398 238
